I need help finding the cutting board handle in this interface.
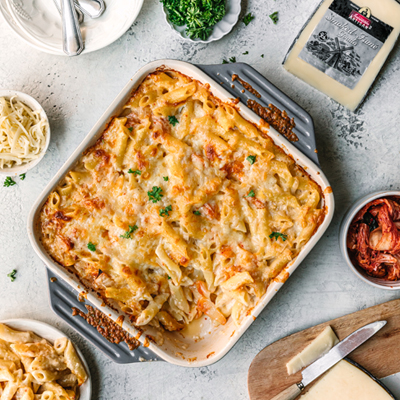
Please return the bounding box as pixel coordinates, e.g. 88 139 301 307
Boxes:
270 383 302 400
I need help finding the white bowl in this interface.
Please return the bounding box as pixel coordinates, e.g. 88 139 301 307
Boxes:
0 319 92 400
339 190 400 290
161 0 241 43
0 90 50 176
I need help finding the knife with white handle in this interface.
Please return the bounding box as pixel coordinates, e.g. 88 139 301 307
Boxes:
271 320 387 400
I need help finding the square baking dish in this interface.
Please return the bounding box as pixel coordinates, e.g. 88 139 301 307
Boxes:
28 60 335 367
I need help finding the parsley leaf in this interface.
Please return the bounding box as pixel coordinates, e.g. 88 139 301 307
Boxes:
163 176 169 181
128 169 141 175
229 56 236 63
128 127 133 132
243 12 255 26
247 190 255 198
246 155 256 165
19 173 26 181
261 54 264 58
87 242 96 252
167 276 171 280
168 116 179 126
7 270 17 282
222 59 229 64
120 225 138 239
269 11 279 24
159 205 172 217
243 51 249 55
4 177 16 187
148 186 163 203
269 232 288 241
193 210 201 215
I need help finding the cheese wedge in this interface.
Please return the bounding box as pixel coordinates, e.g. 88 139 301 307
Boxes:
286 326 339 375
283 0 400 111
300 360 393 399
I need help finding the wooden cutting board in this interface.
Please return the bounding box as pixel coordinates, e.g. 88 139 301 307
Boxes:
248 299 400 400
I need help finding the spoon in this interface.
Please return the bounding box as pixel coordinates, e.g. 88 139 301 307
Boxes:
75 0 105 19
60 0 84 56
53 0 84 24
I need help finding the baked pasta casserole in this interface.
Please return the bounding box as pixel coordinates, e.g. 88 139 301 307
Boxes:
39 69 325 332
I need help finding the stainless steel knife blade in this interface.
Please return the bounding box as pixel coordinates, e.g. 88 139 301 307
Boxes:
301 320 387 387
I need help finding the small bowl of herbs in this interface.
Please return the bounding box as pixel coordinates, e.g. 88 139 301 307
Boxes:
160 0 241 43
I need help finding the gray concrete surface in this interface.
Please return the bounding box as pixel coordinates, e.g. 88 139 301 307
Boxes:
1 0 400 398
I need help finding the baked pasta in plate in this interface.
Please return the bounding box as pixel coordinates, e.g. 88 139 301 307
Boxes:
39 69 325 334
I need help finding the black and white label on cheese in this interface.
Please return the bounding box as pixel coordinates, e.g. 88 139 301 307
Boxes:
299 0 393 89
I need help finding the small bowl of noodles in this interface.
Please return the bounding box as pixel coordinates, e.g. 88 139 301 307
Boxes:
0 90 50 175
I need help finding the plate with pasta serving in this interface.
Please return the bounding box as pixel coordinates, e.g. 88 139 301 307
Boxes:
28 60 334 367
0 319 91 400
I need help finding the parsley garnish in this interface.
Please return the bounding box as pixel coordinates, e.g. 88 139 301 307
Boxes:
19 173 26 180
120 225 138 239
128 169 141 175
261 54 264 58
193 210 201 215
4 177 16 187
163 176 169 181
229 56 236 63
160 0 226 41
243 12 255 26
247 155 256 165
88 242 96 252
160 205 172 217
222 59 229 64
269 11 279 24
168 116 179 126
7 270 17 282
128 127 133 132
167 276 171 280
247 190 255 198
148 186 163 203
269 232 288 241
243 51 249 55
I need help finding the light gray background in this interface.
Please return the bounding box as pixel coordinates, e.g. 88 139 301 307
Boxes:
1 0 400 399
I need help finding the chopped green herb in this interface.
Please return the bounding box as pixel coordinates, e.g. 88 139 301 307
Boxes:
163 176 169 181
222 59 229 64
120 225 138 239
167 276 171 280
246 155 256 165
128 169 141 176
87 242 96 252
159 205 172 217
247 190 255 198
160 0 226 41
128 127 133 132
269 232 288 241
269 11 279 24
229 56 237 63
243 12 255 26
168 116 179 126
7 270 17 282
243 51 249 55
4 177 16 187
148 186 163 203
193 210 201 215
19 173 26 181
261 54 264 58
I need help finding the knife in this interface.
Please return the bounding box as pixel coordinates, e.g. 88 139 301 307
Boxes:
271 320 387 400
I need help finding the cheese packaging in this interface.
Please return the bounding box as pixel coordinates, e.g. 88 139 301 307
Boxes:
283 0 400 111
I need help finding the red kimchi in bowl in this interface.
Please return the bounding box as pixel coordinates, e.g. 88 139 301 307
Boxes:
347 197 400 281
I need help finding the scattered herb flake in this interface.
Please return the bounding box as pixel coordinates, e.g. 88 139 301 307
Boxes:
229 56 236 63
148 186 163 203
88 242 96 252
163 176 169 181
269 11 279 24
4 177 16 187
261 54 264 58
120 225 138 239
193 210 201 215
168 116 179 126
159 205 172 217
222 59 229 64
243 51 249 55
247 155 256 165
128 169 141 175
247 190 255 198
243 12 255 26
168 276 171 280
7 270 17 282
269 232 288 241
19 173 26 181
128 127 133 132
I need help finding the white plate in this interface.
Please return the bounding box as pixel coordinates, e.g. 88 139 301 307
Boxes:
27 60 335 367
2 0 144 55
1 319 92 400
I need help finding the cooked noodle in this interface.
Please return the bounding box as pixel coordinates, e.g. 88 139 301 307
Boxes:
0 96 48 169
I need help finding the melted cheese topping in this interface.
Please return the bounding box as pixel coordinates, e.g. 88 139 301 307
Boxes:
39 70 324 332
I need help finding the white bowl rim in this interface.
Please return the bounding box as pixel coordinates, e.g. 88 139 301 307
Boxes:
0 89 50 176
339 190 400 290
0 318 92 400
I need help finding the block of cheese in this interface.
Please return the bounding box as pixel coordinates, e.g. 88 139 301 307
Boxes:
300 360 393 399
286 326 339 375
283 0 400 111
